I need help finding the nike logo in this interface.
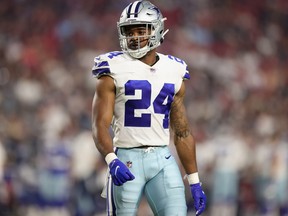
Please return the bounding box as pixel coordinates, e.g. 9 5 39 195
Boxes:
165 155 171 159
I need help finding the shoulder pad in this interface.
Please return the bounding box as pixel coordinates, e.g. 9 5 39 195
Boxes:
91 51 123 78
166 54 190 80
167 54 185 63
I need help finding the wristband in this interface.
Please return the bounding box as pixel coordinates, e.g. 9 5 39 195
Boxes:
187 172 200 185
105 152 118 165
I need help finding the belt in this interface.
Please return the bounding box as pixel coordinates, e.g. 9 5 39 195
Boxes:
117 145 165 149
133 145 165 149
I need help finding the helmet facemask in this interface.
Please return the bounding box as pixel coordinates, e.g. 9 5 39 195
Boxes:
118 22 161 59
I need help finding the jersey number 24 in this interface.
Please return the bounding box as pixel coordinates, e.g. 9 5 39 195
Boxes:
124 80 175 129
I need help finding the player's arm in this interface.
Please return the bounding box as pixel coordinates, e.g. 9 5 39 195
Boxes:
170 81 198 175
170 81 206 216
92 75 115 157
92 75 135 186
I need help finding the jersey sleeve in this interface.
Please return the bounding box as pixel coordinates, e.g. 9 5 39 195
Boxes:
165 54 190 81
91 55 112 79
183 64 190 80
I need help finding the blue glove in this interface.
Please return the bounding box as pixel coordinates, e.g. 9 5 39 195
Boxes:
109 159 135 186
190 183 207 216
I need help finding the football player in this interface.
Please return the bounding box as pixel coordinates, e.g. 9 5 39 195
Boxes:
91 1 206 215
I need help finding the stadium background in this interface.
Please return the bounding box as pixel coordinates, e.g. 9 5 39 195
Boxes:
0 0 287 215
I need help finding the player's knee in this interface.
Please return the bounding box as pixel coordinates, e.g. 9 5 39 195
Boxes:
157 206 187 216
116 208 137 216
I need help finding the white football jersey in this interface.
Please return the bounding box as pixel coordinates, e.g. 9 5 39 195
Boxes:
92 51 190 148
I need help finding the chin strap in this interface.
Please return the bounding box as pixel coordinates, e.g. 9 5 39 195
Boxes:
160 18 169 44
162 29 169 39
160 29 169 44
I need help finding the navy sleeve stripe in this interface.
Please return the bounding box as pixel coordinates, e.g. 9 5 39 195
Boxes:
92 68 111 77
183 71 190 80
98 61 109 67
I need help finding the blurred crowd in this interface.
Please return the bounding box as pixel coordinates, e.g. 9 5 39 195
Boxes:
0 0 287 216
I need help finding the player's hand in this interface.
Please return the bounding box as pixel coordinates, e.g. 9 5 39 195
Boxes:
190 183 206 216
109 159 135 186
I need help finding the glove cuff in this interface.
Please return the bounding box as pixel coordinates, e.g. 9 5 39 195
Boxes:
187 172 200 185
105 152 118 165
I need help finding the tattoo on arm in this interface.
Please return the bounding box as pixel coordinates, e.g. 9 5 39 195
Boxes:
171 96 191 141
175 129 191 140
